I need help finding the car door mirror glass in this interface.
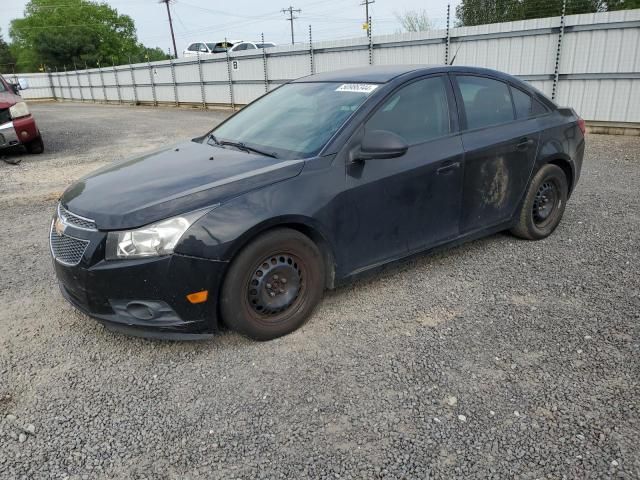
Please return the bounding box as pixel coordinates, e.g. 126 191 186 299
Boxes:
358 130 408 160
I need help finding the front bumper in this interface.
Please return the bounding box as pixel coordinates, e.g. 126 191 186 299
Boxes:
51 217 228 339
0 116 39 149
0 121 20 149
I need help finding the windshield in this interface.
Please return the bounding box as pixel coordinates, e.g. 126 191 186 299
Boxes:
211 82 378 159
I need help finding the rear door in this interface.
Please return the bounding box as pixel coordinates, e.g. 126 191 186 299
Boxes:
343 74 464 272
452 74 541 233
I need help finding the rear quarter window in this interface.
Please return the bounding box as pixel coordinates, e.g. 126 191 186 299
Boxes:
511 86 548 119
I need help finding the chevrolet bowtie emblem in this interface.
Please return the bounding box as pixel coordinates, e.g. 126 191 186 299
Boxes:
54 217 66 236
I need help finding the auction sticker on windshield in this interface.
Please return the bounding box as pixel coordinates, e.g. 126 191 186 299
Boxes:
335 84 379 94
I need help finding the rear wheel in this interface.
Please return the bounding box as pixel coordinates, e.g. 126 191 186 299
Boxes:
26 135 44 154
220 228 325 340
511 164 568 240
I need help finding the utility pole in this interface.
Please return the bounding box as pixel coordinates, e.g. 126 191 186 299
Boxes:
159 0 178 59
360 0 374 33
281 6 301 45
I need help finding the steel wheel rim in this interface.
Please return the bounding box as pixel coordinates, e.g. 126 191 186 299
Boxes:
247 253 304 318
532 179 560 227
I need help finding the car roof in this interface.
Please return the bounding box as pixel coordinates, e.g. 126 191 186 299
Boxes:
292 65 522 84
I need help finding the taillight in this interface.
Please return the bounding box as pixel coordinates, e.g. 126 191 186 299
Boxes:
577 117 586 135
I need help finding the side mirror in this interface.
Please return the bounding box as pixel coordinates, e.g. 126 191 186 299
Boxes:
10 83 20 95
357 129 408 160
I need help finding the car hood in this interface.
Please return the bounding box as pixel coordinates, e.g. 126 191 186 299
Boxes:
61 140 305 230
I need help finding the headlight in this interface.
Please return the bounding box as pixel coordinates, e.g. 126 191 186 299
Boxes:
105 210 209 260
9 102 30 119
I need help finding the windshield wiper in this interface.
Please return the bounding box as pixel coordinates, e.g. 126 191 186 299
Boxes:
219 140 279 159
207 134 278 159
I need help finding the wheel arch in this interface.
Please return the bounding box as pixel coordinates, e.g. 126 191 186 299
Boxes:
223 215 337 290
537 154 575 197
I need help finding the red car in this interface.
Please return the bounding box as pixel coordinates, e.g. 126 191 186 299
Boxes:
0 74 44 154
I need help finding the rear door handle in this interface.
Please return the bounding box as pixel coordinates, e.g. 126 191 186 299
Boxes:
436 162 460 175
517 138 534 150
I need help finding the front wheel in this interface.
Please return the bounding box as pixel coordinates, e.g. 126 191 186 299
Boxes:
220 228 325 341
26 135 44 154
511 164 568 240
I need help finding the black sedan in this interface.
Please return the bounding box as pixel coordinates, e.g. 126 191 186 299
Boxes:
51 65 585 340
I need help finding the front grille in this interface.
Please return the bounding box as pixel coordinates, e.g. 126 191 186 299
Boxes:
0 108 10 125
50 224 90 266
58 203 97 231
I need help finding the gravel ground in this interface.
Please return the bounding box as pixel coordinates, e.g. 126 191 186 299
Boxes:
0 102 639 479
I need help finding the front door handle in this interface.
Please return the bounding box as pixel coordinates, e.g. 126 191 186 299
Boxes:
436 162 460 175
517 138 534 150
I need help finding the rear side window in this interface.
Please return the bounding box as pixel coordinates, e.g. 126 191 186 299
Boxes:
511 86 548 119
456 75 514 130
366 76 451 145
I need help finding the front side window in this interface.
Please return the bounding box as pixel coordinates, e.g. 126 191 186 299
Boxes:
212 82 376 159
365 76 451 145
457 75 514 130
0 77 6 93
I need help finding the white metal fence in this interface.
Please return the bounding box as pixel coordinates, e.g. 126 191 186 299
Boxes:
10 9 640 124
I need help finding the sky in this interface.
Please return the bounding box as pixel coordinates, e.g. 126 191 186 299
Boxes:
0 0 459 55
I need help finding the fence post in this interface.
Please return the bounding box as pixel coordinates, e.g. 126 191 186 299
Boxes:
261 33 269 93
197 51 206 108
129 57 138 105
445 4 451 65
170 58 179 106
113 61 122 104
368 16 373 65
148 60 158 106
225 38 235 111
98 62 107 103
74 63 84 102
85 62 95 103
309 25 314 75
64 65 73 100
47 66 57 101
552 0 567 101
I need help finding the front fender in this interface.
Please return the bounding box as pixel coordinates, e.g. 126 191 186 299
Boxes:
175 188 336 263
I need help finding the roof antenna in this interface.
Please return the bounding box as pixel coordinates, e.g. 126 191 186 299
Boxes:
449 41 462 65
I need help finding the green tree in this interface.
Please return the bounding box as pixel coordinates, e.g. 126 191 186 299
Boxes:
10 0 168 72
607 0 640 9
0 29 16 74
456 0 608 27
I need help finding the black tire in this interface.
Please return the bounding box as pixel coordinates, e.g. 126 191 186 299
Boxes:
220 228 325 341
26 135 44 154
511 164 568 240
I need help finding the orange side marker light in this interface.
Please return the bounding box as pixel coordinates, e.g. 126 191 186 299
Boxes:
186 290 209 304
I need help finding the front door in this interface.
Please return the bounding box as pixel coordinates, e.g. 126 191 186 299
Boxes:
341 75 464 274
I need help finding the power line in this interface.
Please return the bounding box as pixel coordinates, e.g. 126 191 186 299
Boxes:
281 6 301 45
